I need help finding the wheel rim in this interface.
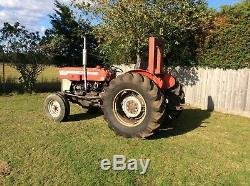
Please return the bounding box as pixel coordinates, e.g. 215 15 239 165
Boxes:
113 89 147 127
48 100 61 118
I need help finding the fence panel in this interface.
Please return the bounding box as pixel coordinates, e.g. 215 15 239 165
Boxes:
181 68 250 118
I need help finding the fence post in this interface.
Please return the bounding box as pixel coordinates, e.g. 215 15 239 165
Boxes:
2 62 5 92
3 62 5 83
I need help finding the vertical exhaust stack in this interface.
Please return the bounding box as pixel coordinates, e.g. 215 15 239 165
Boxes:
83 36 87 91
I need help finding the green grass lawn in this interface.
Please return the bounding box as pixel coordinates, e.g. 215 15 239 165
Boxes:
0 94 249 185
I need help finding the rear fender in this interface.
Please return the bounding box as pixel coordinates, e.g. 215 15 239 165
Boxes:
128 70 176 90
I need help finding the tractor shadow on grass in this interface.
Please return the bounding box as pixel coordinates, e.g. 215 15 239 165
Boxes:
149 108 211 140
65 108 211 139
66 109 103 122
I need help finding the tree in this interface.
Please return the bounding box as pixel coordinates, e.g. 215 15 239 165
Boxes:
42 1 100 67
0 22 46 92
74 0 211 66
200 0 250 69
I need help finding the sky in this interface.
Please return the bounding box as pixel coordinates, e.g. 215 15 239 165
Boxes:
0 0 241 33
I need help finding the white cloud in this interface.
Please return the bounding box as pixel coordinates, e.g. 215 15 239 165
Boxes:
0 0 71 33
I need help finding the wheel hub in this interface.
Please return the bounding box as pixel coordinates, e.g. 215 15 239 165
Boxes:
113 89 147 127
48 100 61 118
122 96 142 118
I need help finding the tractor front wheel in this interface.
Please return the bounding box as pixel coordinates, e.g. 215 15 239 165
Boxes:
44 93 70 122
102 73 166 138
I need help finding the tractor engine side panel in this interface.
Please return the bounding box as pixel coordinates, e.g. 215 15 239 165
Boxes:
61 79 72 92
59 67 114 82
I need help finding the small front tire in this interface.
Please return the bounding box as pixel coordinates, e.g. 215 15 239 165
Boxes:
44 94 69 122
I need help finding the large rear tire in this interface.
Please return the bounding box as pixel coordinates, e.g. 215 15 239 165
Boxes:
165 81 185 120
102 73 166 138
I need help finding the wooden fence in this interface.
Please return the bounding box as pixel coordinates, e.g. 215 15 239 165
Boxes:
178 67 250 118
117 65 250 118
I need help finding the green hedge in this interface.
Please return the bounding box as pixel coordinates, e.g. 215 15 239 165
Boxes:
200 0 250 69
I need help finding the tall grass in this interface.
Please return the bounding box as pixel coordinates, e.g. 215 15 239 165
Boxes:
0 64 60 94
0 76 22 93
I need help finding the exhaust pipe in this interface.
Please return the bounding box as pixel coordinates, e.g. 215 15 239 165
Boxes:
83 36 87 91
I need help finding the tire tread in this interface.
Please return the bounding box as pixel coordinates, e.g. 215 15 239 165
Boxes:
103 73 166 138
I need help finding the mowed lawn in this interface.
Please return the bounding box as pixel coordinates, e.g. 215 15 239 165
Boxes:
0 94 250 185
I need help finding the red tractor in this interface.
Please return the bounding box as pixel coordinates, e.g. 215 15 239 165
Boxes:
44 37 185 138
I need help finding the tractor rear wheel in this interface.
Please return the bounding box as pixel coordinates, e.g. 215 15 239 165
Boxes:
44 93 70 122
102 73 165 138
165 81 185 120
